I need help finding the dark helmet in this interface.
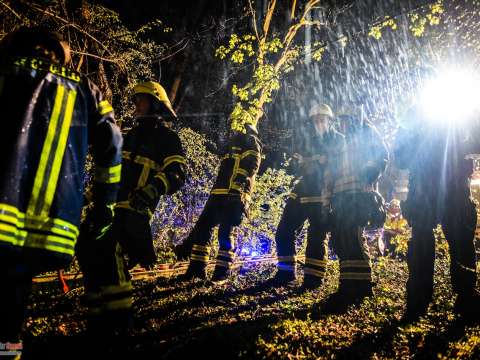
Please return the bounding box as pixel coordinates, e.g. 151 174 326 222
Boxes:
1 26 71 65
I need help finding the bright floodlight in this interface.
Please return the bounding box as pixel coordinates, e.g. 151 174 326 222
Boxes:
419 66 480 123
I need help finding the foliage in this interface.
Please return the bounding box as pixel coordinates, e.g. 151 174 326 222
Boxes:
26 256 480 358
0 0 168 125
366 1 444 40
214 0 324 133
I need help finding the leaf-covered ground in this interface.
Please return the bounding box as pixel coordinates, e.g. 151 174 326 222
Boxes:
23 256 480 359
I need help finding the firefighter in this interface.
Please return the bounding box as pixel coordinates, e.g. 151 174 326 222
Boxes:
0 27 122 346
272 103 343 289
395 103 480 321
77 80 186 331
314 109 388 315
175 122 262 282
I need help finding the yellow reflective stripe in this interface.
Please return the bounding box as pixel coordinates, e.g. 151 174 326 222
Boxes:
211 189 229 195
218 250 235 257
305 258 327 267
162 155 186 170
95 164 122 184
0 222 26 246
236 168 249 177
240 150 259 159
340 260 371 268
303 267 325 278
299 196 329 204
14 57 81 82
230 183 242 191
0 215 77 241
48 217 79 236
25 233 75 256
339 272 372 280
216 259 233 268
28 84 65 216
192 244 209 252
288 193 298 200
27 218 77 239
0 203 78 238
98 100 113 115
191 254 209 262
229 155 241 190
277 255 296 262
40 89 77 217
116 201 132 209
134 155 162 171
0 212 20 227
0 227 75 256
134 155 162 187
154 172 170 194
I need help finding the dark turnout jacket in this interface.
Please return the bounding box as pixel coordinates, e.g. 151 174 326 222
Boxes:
116 116 186 215
0 56 122 263
210 131 262 204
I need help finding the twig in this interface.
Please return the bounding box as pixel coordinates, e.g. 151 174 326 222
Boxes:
0 0 27 23
26 2 113 56
291 0 297 19
157 39 190 62
71 50 121 65
248 0 260 43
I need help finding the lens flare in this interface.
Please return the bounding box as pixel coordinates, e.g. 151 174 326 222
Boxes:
419 67 480 123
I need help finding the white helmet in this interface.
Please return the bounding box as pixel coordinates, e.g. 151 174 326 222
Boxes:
309 103 334 118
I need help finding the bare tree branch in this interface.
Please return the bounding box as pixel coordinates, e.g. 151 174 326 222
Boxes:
25 2 114 57
248 0 260 42
0 0 28 23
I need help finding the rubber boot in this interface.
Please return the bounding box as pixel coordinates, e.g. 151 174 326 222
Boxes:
178 260 208 281
302 273 323 290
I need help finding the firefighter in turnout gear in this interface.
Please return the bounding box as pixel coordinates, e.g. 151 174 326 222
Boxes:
0 27 122 344
395 104 480 321
315 110 388 316
272 103 343 289
176 123 262 282
77 80 186 332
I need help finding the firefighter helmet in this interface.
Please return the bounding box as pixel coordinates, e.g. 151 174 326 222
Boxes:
309 103 334 118
133 81 177 118
1 26 71 65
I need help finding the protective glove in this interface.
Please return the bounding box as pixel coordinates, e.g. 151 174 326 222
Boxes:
82 203 115 241
126 241 156 270
129 184 159 212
